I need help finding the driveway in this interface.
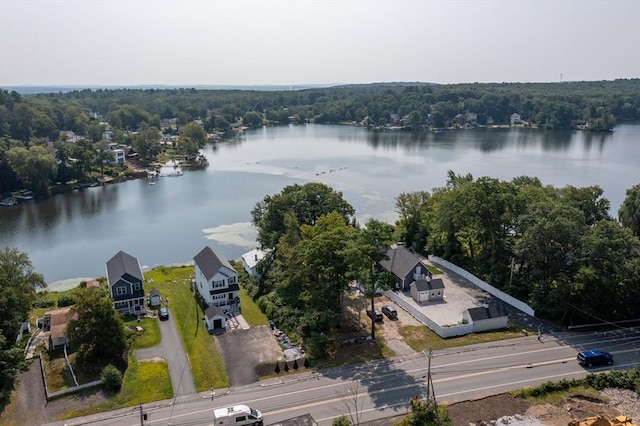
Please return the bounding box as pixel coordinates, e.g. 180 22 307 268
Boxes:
135 307 196 397
216 325 283 387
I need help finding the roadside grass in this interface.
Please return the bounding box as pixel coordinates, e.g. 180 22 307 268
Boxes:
399 322 527 352
144 265 229 391
60 357 172 420
510 384 602 406
238 289 268 326
123 315 161 350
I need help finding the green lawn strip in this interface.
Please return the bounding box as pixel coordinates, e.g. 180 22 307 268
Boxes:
238 289 268 326
144 266 229 391
399 322 526 351
59 357 172 420
123 315 161 349
510 384 601 406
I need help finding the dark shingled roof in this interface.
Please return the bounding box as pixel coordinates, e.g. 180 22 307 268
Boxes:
467 304 505 321
205 305 226 319
193 246 237 280
106 250 143 287
379 245 425 278
413 278 445 291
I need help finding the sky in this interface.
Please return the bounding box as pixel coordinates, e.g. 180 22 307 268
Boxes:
0 0 639 87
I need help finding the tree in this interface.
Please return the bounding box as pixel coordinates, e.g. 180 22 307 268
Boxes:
395 191 430 251
252 183 355 249
67 288 127 371
619 183 640 237
101 364 123 392
180 122 207 149
0 248 45 406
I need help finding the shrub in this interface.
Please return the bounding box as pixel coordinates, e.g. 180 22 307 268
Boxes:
57 295 76 307
332 416 352 426
101 364 122 392
33 293 55 308
304 332 329 359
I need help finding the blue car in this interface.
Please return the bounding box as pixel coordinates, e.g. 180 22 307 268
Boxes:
577 350 613 367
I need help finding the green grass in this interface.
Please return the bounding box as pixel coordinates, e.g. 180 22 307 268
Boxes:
238 289 269 326
399 322 527 351
510 385 601 406
60 356 172 420
426 264 443 275
144 265 229 391
123 315 161 350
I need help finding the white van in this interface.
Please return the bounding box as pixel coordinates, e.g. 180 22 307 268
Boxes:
213 405 263 426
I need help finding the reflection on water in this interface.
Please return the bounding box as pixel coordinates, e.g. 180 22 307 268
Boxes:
0 123 638 283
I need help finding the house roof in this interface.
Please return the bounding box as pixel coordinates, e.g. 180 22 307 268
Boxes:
193 246 236 280
379 245 425 278
467 304 505 321
205 305 226 319
44 307 77 341
241 248 268 269
85 280 100 288
106 250 143 287
413 278 445 292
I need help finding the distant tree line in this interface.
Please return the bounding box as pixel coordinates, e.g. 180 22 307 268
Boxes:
1 80 638 196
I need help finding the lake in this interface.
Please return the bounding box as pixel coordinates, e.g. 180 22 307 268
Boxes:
1 123 639 286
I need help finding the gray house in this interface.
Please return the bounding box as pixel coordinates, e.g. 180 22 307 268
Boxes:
378 244 437 294
464 304 508 333
106 250 145 315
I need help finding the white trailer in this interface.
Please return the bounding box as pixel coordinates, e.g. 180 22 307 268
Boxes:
213 405 263 426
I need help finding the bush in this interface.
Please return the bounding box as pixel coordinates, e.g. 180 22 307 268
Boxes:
304 332 329 359
57 295 76 307
32 293 55 308
101 364 122 392
332 416 352 426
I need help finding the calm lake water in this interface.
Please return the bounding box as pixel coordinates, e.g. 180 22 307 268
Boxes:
1 123 639 286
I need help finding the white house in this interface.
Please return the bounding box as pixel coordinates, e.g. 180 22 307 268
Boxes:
241 248 268 277
193 246 239 309
410 277 445 303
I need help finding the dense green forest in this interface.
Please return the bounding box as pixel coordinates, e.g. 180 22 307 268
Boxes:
1 79 639 197
244 179 640 356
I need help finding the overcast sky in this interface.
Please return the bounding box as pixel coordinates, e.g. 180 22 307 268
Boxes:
1 0 639 87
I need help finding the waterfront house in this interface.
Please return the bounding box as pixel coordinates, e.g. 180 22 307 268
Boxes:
378 244 437 294
193 246 239 309
42 307 77 351
106 250 146 315
241 248 268 277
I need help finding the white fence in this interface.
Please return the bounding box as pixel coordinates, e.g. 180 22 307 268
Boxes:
428 255 535 317
384 291 475 338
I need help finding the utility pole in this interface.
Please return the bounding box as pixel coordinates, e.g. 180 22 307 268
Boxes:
425 348 440 425
139 403 144 425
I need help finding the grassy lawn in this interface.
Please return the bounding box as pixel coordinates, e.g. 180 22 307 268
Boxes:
399 322 528 352
510 385 601 406
238 288 268 326
144 265 229 391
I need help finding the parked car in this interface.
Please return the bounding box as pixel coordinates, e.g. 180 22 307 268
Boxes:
366 308 383 322
159 307 169 321
577 350 613 367
381 305 398 319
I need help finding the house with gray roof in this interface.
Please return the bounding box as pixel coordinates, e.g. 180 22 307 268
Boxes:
106 250 145 315
463 303 508 333
378 244 436 293
193 246 239 309
410 277 445 303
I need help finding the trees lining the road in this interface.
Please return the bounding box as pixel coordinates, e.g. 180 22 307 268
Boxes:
0 248 46 407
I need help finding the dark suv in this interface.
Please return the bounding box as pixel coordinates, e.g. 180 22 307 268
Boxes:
381 305 398 319
577 350 613 367
366 309 383 322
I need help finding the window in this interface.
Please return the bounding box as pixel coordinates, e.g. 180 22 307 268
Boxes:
133 282 141 291
431 291 435 297
236 417 246 423
213 280 225 289
116 286 127 296
229 276 236 284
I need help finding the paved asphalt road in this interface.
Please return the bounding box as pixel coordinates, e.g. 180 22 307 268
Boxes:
44 328 640 426
135 307 197 397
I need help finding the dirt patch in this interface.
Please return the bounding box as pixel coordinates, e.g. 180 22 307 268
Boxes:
445 392 637 426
